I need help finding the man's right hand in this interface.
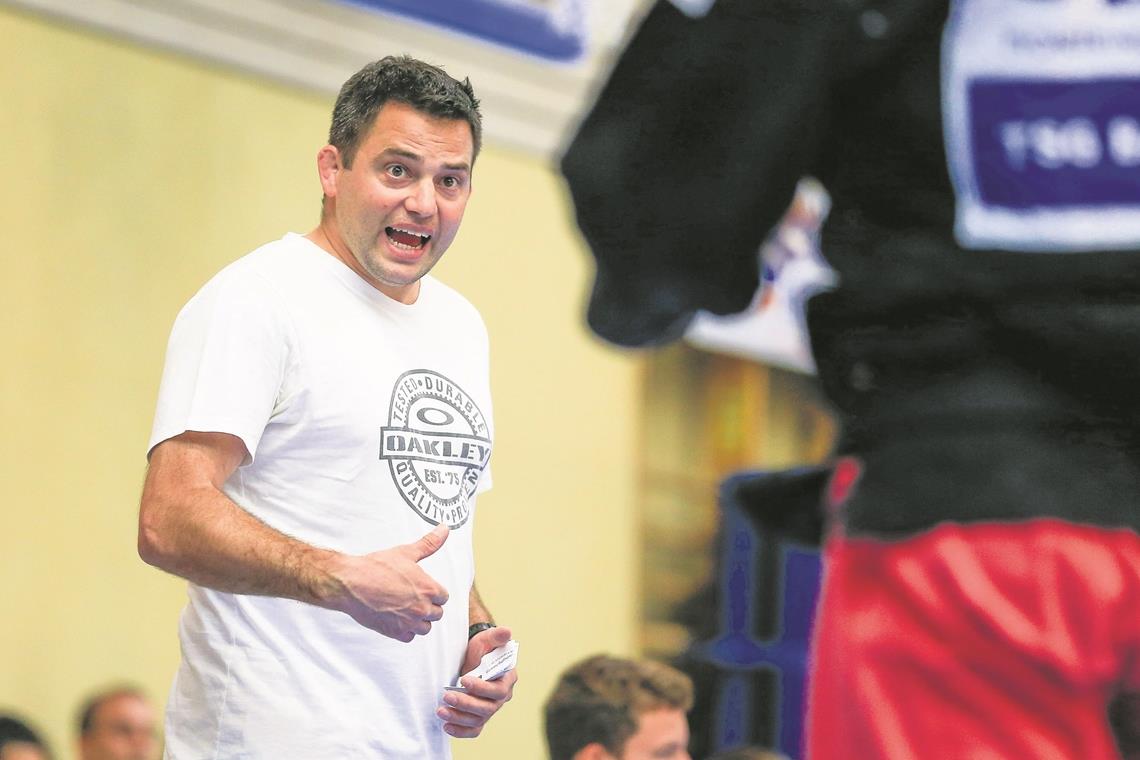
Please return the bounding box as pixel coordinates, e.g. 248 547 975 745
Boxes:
325 523 452 642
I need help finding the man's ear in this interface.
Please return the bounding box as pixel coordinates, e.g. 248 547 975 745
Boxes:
316 144 342 199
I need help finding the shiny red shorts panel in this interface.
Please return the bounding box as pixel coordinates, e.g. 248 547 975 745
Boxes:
806 519 1140 759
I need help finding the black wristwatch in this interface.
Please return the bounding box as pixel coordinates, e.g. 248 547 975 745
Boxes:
468 622 496 640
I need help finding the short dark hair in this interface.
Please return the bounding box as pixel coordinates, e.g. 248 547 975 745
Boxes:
77 686 148 736
329 55 482 167
0 714 51 758
706 747 790 760
544 654 693 760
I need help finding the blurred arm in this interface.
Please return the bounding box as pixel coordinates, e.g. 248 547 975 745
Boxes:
561 0 841 345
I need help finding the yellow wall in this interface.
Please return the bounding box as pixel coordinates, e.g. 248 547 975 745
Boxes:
0 8 642 758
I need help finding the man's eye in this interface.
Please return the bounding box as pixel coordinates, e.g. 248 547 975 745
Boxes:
388 165 406 178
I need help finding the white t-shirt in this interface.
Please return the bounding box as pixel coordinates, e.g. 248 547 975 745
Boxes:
148 233 494 759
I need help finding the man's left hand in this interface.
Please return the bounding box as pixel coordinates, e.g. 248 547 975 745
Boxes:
437 625 517 738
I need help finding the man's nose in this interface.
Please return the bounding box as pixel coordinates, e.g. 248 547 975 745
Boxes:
405 179 437 217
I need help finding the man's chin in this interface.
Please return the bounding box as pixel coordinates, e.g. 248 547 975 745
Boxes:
362 255 441 295
369 266 427 288
363 252 420 280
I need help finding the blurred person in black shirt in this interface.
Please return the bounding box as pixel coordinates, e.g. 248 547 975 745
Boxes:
562 1 1140 757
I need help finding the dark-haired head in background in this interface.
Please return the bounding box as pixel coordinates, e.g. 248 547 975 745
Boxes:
545 654 693 760
0 715 51 760
76 686 158 760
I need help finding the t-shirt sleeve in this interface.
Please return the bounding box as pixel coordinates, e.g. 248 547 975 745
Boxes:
147 267 293 465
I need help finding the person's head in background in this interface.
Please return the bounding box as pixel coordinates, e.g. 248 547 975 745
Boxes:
705 746 790 760
545 654 693 760
76 687 158 760
0 715 52 760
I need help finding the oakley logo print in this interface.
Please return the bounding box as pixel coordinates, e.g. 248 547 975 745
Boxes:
379 370 490 528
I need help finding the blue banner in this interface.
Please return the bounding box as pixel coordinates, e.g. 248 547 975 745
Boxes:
340 0 585 60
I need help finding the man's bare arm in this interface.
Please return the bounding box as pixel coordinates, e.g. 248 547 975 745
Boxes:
468 583 494 627
138 430 451 642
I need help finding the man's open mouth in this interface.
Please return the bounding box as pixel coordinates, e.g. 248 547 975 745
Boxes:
386 226 431 250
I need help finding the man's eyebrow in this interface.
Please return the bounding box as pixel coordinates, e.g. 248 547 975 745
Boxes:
378 147 422 164
377 148 470 173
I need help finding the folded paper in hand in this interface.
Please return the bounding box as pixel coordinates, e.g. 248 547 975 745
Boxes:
445 640 519 692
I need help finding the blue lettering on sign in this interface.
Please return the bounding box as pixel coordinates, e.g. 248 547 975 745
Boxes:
969 78 1140 209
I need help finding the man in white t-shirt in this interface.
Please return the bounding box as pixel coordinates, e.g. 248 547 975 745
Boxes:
138 55 516 759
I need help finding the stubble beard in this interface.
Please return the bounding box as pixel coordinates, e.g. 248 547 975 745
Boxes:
339 219 423 289
331 212 444 294
359 241 438 288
